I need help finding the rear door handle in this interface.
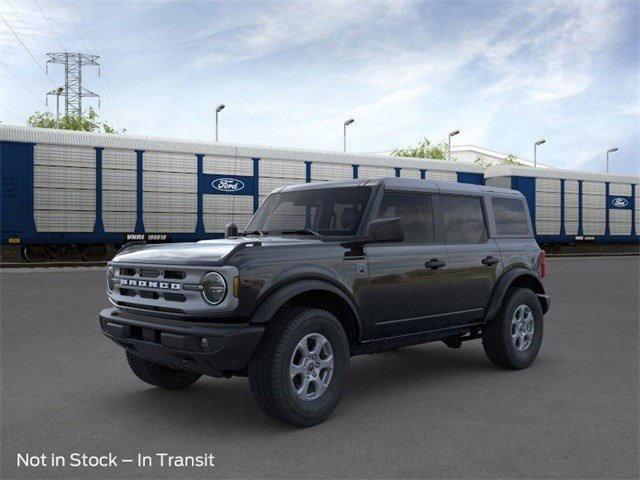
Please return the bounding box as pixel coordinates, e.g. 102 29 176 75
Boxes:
425 258 446 270
482 255 500 266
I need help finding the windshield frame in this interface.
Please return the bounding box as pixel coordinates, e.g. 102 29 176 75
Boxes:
244 183 380 240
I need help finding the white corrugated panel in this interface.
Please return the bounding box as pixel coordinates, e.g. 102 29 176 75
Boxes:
35 210 95 232
260 158 306 179
204 156 253 176
259 177 306 197
636 195 640 233
103 169 136 191
103 211 136 232
536 205 561 221
536 191 561 208
143 151 196 173
564 191 579 208
144 213 196 232
34 144 94 168
582 194 605 209
311 162 353 181
535 220 560 235
34 188 95 211
610 210 631 235
144 192 197 213
583 222 605 235
609 183 632 196
143 171 196 193
34 165 95 190
426 170 457 182
564 207 579 235
103 191 136 211
565 180 579 193
358 165 396 178
204 214 253 232
485 176 511 189
203 195 253 214
485 164 638 185
582 181 606 195
401 168 422 178
565 221 579 235
103 149 136 170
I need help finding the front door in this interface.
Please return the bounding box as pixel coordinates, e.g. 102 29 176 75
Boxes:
366 191 450 338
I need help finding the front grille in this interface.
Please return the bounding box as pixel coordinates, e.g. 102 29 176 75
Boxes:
114 266 188 303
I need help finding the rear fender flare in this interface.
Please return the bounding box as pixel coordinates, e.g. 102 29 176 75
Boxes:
484 268 548 322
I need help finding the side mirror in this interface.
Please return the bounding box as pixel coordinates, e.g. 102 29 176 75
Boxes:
225 222 238 238
365 217 404 243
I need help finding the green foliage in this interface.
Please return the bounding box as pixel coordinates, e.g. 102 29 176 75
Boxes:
392 138 449 160
474 153 523 170
27 107 124 134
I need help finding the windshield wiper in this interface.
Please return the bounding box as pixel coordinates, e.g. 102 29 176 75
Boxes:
280 228 321 237
242 230 267 236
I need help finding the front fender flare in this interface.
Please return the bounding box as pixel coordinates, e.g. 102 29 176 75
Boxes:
484 268 548 322
248 278 363 337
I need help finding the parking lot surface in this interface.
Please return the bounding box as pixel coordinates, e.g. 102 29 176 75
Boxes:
1 257 638 479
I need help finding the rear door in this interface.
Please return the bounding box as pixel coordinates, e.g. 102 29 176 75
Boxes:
365 190 449 337
436 194 501 325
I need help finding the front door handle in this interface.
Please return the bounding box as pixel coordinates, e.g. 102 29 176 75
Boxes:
482 255 500 266
425 258 446 270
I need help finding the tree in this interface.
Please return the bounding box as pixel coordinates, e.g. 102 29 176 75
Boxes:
27 107 124 133
392 138 449 160
474 153 523 169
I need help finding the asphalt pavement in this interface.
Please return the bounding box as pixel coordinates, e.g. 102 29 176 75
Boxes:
1 257 638 479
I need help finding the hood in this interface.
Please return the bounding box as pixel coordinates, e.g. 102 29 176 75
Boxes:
111 236 323 266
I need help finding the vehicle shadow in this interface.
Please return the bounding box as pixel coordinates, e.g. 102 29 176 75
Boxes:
97 343 500 434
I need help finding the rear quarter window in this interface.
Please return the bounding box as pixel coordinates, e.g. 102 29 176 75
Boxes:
492 196 530 235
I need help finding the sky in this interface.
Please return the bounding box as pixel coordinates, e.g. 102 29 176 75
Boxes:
1 0 638 175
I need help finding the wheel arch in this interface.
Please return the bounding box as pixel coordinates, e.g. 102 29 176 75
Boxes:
248 279 362 345
484 268 548 322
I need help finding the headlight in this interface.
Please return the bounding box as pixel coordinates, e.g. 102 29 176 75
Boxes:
106 266 116 292
200 272 227 305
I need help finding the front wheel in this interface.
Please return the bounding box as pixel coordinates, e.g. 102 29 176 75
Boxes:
248 307 350 427
482 288 543 369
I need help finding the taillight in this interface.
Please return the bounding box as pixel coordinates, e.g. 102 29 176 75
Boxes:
539 250 547 278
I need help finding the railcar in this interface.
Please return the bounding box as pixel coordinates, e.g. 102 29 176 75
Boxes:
485 165 639 246
0 125 484 261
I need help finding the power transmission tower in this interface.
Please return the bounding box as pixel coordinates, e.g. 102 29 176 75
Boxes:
46 52 100 117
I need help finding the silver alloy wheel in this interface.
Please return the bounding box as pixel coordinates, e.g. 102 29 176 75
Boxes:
511 304 535 351
289 333 334 401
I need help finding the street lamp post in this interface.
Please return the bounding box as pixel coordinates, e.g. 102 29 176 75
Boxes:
606 148 618 173
448 130 460 161
534 139 546 167
55 87 63 128
343 118 354 152
215 104 225 142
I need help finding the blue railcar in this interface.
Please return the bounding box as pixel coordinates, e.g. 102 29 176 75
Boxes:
485 165 639 245
1 125 485 260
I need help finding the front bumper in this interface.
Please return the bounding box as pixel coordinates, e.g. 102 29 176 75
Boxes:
99 307 264 377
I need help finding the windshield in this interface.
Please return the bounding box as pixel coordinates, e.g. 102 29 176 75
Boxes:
245 186 373 237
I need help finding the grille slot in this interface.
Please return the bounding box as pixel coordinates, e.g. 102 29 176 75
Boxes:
139 290 160 300
164 270 186 280
120 267 136 276
119 288 136 297
163 292 186 302
115 300 186 314
139 269 161 278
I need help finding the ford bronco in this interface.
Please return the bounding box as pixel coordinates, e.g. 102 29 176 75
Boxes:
100 178 549 427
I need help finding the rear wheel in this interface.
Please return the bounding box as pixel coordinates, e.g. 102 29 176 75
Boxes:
126 351 202 389
482 288 543 369
248 307 350 427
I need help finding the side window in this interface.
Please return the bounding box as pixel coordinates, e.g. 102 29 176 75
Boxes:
375 191 434 243
492 197 530 235
440 195 487 244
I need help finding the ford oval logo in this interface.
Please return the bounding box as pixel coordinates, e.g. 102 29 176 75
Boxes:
612 197 629 208
212 178 244 192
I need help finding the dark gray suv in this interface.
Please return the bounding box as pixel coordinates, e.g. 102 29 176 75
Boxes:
100 178 550 427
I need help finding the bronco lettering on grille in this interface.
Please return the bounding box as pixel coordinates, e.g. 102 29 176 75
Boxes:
119 278 181 290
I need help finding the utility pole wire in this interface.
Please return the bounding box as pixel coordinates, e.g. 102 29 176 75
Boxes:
34 0 67 52
0 14 57 86
0 59 47 104
70 0 126 129
0 104 24 122
60 0 91 52
5 0 52 56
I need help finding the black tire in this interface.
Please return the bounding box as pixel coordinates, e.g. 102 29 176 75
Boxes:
482 287 543 369
126 351 202 389
248 307 350 427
